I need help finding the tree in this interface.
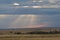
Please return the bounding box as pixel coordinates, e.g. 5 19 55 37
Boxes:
14 32 21 34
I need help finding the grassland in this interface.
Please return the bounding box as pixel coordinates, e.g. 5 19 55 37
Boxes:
0 28 60 40
0 34 60 40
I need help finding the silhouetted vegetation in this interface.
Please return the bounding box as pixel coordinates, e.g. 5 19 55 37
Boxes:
10 31 13 33
26 30 60 34
14 32 21 34
26 31 48 34
8 29 60 34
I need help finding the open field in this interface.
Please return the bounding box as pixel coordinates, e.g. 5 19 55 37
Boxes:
0 28 60 40
0 34 60 40
0 27 60 35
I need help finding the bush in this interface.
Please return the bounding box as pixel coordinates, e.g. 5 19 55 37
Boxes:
14 32 21 34
26 31 49 34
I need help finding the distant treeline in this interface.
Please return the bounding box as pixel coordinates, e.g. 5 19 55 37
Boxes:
9 30 60 34
26 31 60 34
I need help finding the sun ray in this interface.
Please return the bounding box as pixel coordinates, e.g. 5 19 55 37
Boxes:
21 15 33 27
10 15 26 28
14 15 26 23
9 15 48 28
27 15 36 28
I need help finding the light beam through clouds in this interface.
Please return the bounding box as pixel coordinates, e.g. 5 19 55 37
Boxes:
0 14 60 29
9 14 48 28
12 15 26 23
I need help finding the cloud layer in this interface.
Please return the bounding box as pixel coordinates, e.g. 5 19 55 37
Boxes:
0 0 60 29
0 0 60 14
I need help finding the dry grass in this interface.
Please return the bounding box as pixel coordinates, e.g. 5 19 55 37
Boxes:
0 28 60 40
0 34 60 40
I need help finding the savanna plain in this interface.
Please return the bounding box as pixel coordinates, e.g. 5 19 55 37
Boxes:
0 34 60 40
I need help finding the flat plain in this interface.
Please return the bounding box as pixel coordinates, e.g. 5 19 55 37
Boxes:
0 34 60 40
0 28 60 40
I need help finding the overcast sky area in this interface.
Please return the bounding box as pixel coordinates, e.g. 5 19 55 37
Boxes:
0 0 60 29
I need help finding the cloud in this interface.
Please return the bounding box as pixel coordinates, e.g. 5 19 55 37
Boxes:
0 15 8 18
49 0 56 3
0 0 60 10
0 0 60 29
0 0 60 14
13 3 20 6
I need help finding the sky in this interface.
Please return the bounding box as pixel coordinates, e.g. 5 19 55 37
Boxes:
0 0 60 29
